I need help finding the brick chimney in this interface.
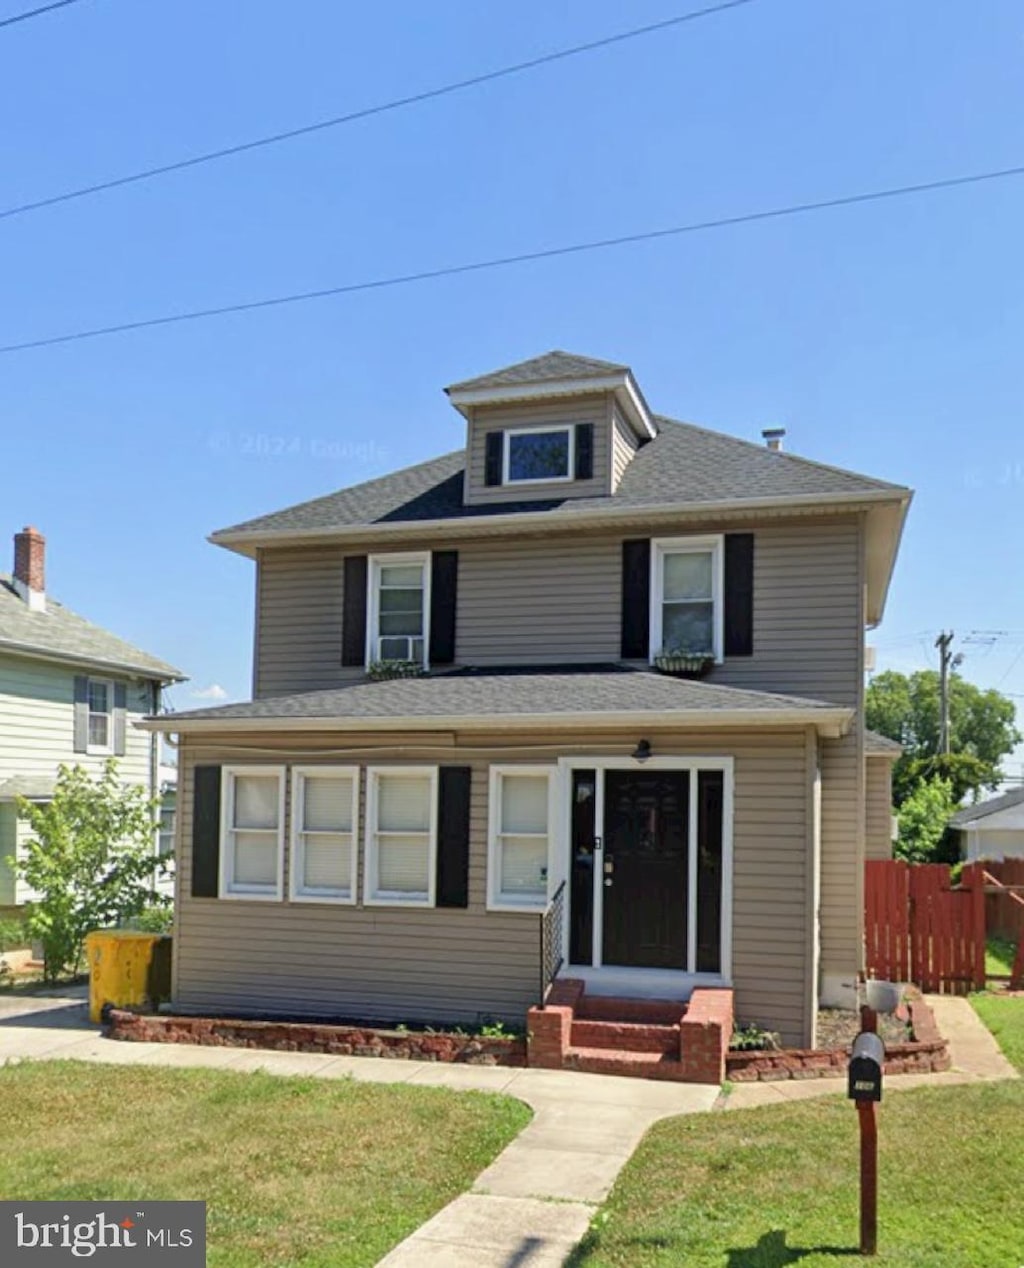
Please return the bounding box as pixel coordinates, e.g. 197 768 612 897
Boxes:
13 526 46 611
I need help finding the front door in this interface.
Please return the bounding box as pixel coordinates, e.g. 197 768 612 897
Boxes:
601 769 689 969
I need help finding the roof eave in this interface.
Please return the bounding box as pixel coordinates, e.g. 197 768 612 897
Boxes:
445 371 657 439
137 705 853 739
209 487 910 559
0 639 186 683
864 491 914 628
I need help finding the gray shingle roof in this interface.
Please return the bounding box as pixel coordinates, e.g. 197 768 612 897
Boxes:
445 350 629 392
213 416 906 541
0 775 55 800
0 574 185 682
865 729 903 756
949 786 1024 828
157 665 846 727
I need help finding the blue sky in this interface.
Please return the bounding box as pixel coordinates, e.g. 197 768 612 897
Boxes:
2 0 1023 771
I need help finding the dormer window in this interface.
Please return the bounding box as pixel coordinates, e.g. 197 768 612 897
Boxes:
504 426 575 485
368 553 430 666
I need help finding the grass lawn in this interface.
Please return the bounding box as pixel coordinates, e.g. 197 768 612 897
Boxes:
0 1060 530 1267
972 991 1024 1073
985 935 1019 980
570 1080 1024 1267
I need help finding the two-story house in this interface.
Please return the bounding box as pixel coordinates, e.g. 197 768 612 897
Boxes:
144 351 911 1055
0 527 185 913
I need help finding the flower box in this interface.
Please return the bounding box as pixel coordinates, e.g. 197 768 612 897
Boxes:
653 653 714 678
366 660 426 682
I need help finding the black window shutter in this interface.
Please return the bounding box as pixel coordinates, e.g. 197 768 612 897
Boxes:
112 682 128 756
341 555 368 666
436 766 471 908
192 765 222 898
575 422 594 480
724 533 755 657
73 675 89 752
430 551 458 665
620 539 651 660
484 431 503 487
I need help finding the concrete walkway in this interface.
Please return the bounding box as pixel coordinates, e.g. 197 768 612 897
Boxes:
0 990 718 1266
722 993 1018 1111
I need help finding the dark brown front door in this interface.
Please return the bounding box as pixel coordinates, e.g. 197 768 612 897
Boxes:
601 769 689 969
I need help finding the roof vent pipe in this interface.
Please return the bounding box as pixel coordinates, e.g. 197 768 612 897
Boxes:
762 428 786 452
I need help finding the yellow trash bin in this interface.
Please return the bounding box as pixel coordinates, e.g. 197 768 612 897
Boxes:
85 930 171 1024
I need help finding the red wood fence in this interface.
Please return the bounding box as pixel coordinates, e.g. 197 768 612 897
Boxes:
984 859 1024 943
864 860 986 994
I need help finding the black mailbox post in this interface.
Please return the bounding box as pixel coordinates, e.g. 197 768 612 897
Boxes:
849 1017 884 1255
848 1031 884 1103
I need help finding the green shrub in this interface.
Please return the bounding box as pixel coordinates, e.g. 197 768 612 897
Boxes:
0 919 27 953
128 905 173 935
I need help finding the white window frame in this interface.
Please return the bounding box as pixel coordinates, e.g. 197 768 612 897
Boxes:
86 676 114 755
219 765 286 901
650 535 725 664
363 766 438 908
502 424 575 486
487 764 558 912
289 766 359 905
366 552 431 669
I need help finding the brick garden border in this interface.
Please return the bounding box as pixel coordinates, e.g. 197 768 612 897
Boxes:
106 1009 526 1067
726 998 950 1082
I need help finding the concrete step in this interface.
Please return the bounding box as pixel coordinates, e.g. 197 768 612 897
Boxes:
564 1046 691 1081
569 1019 680 1056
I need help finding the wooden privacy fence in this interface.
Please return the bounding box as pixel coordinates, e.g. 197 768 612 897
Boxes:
864 860 986 994
983 859 1024 943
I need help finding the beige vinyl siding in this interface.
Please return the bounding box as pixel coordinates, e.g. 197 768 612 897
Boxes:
865 757 895 861
174 725 815 1046
0 802 15 906
255 548 351 697
464 396 612 506
611 404 639 490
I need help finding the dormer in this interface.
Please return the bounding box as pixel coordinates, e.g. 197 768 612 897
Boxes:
445 351 658 507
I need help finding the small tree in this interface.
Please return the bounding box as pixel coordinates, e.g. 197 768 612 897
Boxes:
11 761 170 982
894 776 957 864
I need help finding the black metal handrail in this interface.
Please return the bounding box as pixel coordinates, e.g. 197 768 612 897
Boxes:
538 879 567 1009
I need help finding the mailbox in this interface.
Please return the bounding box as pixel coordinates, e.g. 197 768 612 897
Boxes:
848 1031 885 1102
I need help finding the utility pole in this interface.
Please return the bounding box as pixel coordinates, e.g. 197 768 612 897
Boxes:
935 631 964 755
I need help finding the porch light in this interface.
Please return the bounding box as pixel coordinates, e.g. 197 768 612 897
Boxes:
631 739 652 763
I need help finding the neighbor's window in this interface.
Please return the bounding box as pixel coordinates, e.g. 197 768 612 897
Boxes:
488 766 553 910
291 767 358 903
504 426 573 484
365 767 437 906
369 554 429 665
220 767 284 899
652 537 723 661
87 678 113 752
157 803 175 857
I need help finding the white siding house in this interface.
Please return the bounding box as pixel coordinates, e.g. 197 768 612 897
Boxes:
0 527 185 910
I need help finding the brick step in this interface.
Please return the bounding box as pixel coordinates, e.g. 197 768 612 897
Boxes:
569 1019 680 1055
564 1046 691 1082
574 995 686 1026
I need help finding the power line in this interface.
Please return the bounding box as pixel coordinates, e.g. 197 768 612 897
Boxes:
3 161 1024 356
0 0 83 30
0 0 758 223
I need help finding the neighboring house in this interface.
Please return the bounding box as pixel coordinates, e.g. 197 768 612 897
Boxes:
0 527 185 912
950 787 1024 862
143 351 912 1049
864 729 901 861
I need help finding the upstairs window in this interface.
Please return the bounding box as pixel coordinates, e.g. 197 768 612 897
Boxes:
651 536 724 662
87 678 113 753
368 554 429 666
504 426 574 484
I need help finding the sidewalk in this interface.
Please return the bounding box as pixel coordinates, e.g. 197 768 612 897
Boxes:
0 991 717 1266
722 994 1018 1111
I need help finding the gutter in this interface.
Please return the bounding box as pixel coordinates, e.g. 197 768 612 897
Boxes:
136 705 854 740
